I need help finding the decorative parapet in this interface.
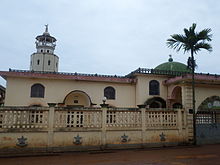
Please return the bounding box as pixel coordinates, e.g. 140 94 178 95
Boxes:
126 68 191 77
0 69 135 84
127 68 220 84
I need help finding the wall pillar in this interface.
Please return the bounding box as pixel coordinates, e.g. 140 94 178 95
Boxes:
141 107 146 147
47 103 56 149
100 103 108 149
182 86 194 143
177 110 183 131
138 104 146 147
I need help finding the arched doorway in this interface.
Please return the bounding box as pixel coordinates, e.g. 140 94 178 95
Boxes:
196 96 220 144
198 96 220 112
170 86 182 109
63 90 91 107
145 97 166 108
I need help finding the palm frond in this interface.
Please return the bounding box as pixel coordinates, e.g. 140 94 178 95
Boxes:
167 23 212 56
189 23 197 34
194 42 212 54
184 28 190 38
167 34 187 50
197 28 212 41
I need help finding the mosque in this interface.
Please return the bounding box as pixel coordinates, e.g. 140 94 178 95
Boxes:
1 26 220 112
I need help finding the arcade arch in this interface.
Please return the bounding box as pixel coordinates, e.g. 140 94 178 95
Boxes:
63 90 91 107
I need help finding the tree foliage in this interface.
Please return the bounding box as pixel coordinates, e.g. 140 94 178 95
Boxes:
167 23 212 55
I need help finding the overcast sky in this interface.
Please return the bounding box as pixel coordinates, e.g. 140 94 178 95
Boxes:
0 0 219 86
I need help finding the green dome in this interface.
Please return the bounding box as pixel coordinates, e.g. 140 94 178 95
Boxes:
155 56 191 72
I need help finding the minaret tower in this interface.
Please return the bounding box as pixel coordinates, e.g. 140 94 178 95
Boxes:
30 25 59 72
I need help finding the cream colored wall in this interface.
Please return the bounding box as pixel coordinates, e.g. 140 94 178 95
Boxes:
64 91 90 107
135 75 168 106
195 86 220 111
169 85 220 111
5 77 136 107
7 74 219 109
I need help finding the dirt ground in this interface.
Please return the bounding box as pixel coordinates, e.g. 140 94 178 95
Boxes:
1 144 220 165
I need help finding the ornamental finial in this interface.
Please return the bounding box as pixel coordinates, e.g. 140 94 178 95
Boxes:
45 24 48 33
168 54 173 62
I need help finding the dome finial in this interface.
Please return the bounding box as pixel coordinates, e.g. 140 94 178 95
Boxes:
168 54 173 62
45 24 48 33
43 24 50 35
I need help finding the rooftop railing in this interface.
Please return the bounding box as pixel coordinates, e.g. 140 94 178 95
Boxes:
126 68 220 78
9 69 126 79
8 68 220 79
126 68 191 77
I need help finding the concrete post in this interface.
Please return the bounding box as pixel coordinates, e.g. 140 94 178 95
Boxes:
138 104 146 147
182 86 194 143
100 104 108 149
47 103 56 148
177 110 183 131
141 107 146 147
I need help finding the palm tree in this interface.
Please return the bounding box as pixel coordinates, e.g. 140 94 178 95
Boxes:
167 23 212 145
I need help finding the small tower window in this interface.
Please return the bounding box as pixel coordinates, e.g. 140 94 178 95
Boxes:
37 60 40 65
48 60 51 66
41 49 43 52
47 50 49 53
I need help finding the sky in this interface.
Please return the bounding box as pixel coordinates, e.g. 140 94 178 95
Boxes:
0 0 219 86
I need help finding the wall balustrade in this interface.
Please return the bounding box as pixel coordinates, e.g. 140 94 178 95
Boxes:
0 107 49 131
54 109 102 129
106 110 141 129
0 107 184 131
0 107 190 152
145 111 178 129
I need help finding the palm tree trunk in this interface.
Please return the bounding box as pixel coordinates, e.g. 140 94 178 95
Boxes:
191 49 197 145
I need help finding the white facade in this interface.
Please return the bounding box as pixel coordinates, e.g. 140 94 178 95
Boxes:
30 53 59 72
30 25 59 72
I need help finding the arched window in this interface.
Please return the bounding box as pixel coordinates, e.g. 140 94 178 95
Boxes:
31 84 45 98
37 59 40 65
48 60 51 65
104 87 115 100
149 80 160 95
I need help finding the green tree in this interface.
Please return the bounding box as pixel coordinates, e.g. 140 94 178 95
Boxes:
167 23 212 145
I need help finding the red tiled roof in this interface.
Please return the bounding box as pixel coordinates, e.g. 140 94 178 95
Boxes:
164 74 220 85
0 70 135 84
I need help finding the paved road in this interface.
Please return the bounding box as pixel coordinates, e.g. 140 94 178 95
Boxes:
1 144 220 165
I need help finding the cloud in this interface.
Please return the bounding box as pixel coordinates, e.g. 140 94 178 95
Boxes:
0 0 220 86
